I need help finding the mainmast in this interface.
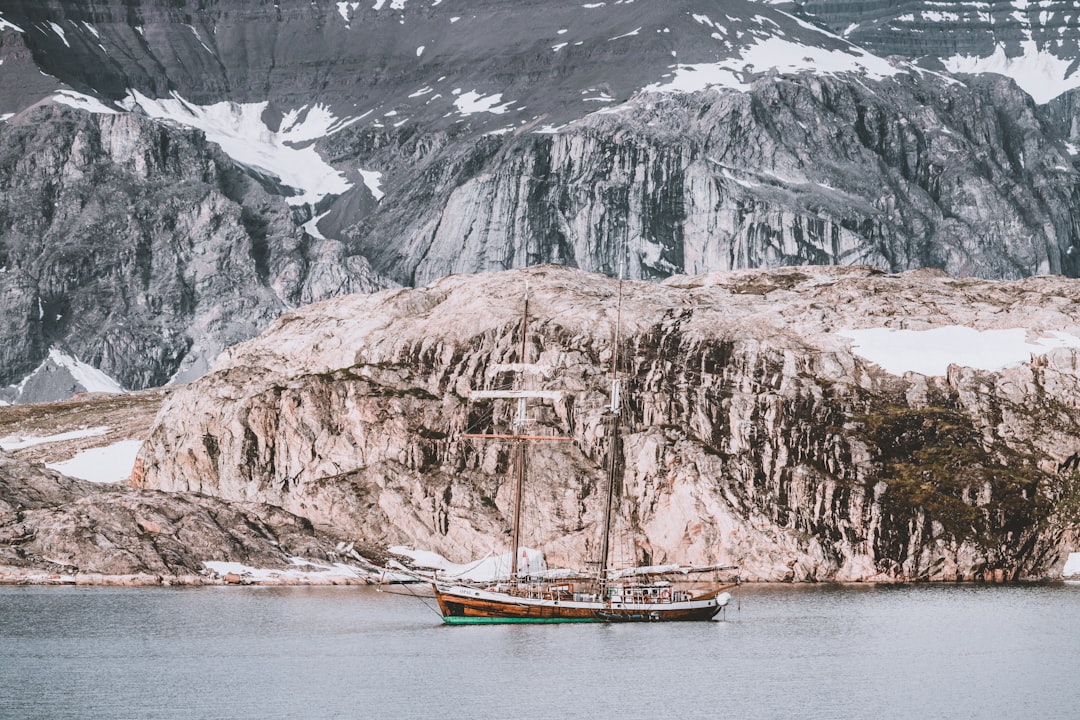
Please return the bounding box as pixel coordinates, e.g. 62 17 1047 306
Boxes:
462 281 568 584
597 275 624 590
508 284 530 581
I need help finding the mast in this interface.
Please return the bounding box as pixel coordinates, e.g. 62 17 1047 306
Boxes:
508 282 530 581
462 280 569 583
597 274 624 590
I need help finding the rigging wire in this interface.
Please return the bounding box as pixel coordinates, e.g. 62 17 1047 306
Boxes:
378 580 444 620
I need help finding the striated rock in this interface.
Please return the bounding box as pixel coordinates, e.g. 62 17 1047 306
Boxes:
0 447 345 583
136 265 1080 582
0 103 390 390
346 74 1080 287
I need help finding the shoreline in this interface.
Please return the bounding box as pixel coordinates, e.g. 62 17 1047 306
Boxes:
0 569 378 587
1 570 1073 588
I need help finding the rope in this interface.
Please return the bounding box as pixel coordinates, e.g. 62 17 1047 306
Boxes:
378 581 444 620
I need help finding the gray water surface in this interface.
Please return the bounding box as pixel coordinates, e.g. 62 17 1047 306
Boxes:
1 583 1076 719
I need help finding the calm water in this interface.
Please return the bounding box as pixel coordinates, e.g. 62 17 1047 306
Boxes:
1 583 1077 720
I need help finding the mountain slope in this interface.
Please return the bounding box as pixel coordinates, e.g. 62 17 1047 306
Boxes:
795 0 1080 103
1 0 1080 391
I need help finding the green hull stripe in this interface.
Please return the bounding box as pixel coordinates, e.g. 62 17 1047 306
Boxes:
442 616 601 625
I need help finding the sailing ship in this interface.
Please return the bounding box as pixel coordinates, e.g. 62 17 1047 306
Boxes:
432 281 738 624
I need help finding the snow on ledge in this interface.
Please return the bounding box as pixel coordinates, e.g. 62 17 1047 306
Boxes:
1064 553 1080 579
46 439 143 483
0 426 109 451
838 326 1080 377
0 14 24 32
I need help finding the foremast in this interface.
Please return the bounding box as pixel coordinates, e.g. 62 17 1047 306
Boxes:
463 282 568 583
596 275 625 593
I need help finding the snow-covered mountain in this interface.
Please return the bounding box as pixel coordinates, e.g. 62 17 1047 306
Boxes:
2 0 1080 396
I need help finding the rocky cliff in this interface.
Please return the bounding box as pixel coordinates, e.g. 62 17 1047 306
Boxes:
0 448 346 583
4 0 1080 396
134 265 1080 582
0 102 388 391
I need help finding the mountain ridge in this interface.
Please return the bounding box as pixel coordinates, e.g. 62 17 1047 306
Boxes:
2 0 1080 394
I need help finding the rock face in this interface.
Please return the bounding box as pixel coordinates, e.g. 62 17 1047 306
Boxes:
3 0 1080 395
796 0 1080 65
136 265 1080 582
0 103 388 390
0 449 338 582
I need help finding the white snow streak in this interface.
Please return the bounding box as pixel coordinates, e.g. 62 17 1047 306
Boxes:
609 27 641 40
0 427 110 451
1064 553 1080 578
53 90 118 114
48 21 69 47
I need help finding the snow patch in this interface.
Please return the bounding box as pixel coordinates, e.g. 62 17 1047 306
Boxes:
301 210 331 239
838 327 1080 377
43 348 126 394
644 36 898 94
46 439 143 484
0 427 110 451
203 558 376 583
359 169 384 200
123 91 357 207
454 90 513 115
944 41 1080 104
336 1 360 22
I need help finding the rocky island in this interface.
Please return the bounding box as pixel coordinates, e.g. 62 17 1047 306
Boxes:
48 264 1063 584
